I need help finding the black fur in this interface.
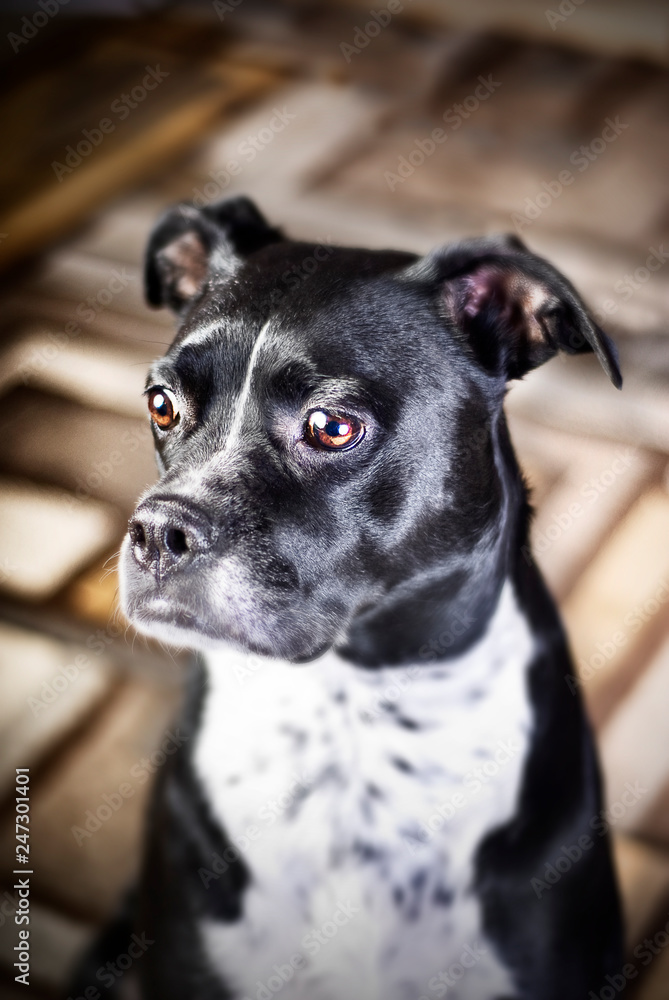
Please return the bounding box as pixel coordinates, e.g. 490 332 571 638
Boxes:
70 197 623 1000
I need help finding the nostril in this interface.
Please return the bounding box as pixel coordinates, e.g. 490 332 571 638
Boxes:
165 527 189 556
130 521 147 548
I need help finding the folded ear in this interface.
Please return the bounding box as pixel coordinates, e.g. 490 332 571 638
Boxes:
144 196 283 311
420 235 621 388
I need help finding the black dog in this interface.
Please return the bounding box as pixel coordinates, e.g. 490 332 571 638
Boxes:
81 197 624 1000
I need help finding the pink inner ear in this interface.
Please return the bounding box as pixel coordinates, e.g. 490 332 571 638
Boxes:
163 231 209 300
461 267 503 318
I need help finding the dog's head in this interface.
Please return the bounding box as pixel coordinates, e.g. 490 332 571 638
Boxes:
120 196 621 662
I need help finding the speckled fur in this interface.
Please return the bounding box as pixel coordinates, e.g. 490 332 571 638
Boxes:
194 581 533 1000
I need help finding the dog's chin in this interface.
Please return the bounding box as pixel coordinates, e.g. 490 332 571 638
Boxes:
122 592 335 663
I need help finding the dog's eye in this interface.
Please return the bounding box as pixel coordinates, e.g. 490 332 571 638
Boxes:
305 410 365 451
148 387 180 429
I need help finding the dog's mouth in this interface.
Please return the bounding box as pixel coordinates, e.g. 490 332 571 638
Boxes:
125 593 221 644
119 531 346 660
129 595 202 630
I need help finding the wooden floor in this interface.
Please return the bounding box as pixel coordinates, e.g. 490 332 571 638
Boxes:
1 6 668 998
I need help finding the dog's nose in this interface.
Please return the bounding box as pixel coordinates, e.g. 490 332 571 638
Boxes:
129 498 213 575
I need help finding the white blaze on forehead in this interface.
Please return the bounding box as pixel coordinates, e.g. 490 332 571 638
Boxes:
222 319 271 456
175 319 273 493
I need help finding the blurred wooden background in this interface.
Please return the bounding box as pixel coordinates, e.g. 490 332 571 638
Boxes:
0 3 668 997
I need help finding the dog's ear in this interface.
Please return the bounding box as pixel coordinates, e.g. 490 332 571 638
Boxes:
145 196 283 311
418 235 621 388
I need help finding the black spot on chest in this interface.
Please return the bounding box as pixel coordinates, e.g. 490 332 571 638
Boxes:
279 723 309 747
397 715 422 731
390 755 415 774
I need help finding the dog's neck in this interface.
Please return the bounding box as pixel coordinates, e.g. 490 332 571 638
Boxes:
337 413 527 668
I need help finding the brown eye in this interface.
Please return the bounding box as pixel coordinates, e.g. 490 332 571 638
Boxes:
305 410 365 451
148 387 179 429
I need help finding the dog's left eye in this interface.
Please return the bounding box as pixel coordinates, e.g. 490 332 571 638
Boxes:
148 387 180 429
305 410 365 451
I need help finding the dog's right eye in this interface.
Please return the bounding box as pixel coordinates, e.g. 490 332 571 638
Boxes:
147 387 180 429
305 410 365 451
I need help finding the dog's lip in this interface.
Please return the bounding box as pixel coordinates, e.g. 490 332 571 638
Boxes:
128 595 204 631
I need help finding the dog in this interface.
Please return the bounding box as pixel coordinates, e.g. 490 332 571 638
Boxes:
81 196 625 1000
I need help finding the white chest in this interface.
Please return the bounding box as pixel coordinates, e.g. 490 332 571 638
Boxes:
193 582 534 1000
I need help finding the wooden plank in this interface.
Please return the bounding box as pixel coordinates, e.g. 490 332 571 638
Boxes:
2 294 173 350
506 417 566 509
0 388 156 517
527 436 657 600
188 79 393 217
0 623 115 799
613 834 669 953
636 774 669 852
59 195 170 267
0 678 182 922
632 942 669 1000
0 328 153 418
337 0 669 66
0 64 278 270
506 355 669 456
563 487 669 728
0 476 120 603
324 49 668 247
21 253 147 320
599 633 669 839
56 553 123 630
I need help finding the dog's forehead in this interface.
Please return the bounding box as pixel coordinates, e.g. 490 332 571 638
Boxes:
152 242 438 392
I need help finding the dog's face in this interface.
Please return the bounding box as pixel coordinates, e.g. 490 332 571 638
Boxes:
120 197 620 661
